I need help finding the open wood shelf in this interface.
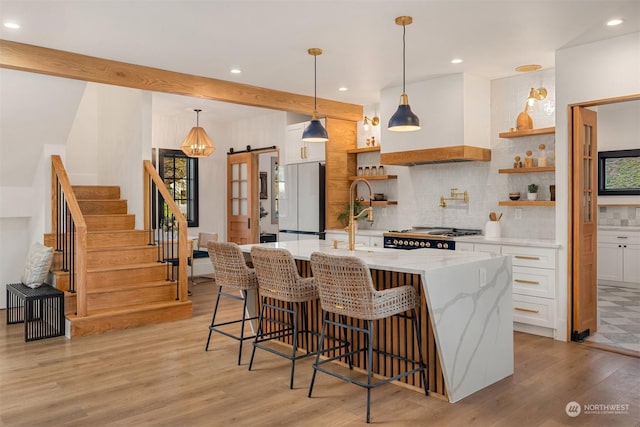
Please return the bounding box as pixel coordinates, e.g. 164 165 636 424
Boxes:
498 127 555 138
371 200 397 206
347 146 381 154
348 175 397 181
498 166 555 174
499 200 555 207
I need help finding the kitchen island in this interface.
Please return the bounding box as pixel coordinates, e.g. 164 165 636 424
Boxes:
239 240 513 403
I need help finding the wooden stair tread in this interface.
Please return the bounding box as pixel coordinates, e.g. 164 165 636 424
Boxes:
87 245 157 252
66 300 190 320
85 280 176 294
87 262 168 273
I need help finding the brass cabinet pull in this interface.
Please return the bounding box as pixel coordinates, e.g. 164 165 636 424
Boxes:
514 255 540 260
514 279 540 285
515 307 540 314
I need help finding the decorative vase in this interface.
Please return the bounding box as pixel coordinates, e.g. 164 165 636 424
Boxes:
527 192 537 201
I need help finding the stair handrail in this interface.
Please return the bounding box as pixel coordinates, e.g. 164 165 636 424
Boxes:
143 160 189 302
51 155 89 316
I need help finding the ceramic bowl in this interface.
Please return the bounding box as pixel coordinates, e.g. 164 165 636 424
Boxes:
509 192 521 201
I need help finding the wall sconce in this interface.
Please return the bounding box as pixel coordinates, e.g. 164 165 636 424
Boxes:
527 87 547 107
363 115 379 131
516 87 548 131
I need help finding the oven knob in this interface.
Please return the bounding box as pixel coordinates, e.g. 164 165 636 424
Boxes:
403 240 408 245
443 243 449 249
420 241 425 247
425 242 431 248
437 243 443 249
409 241 414 246
393 239 398 245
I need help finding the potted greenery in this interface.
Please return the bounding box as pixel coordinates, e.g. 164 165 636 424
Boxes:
527 183 539 201
337 199 367 228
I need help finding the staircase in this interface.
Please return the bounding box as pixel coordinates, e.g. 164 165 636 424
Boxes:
46 185 192 337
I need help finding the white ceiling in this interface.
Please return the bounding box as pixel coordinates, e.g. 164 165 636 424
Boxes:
1 0 639 120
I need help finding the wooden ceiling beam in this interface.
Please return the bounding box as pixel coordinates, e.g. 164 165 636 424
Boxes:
0 39 363 122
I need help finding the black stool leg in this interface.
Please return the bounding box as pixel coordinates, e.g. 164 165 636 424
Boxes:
289 302 299 389
248 296 267 371
308 311 329 398
339 314 353 369
366 319 374 424
237 289 250 365
205 285 223 351
412 308 428 395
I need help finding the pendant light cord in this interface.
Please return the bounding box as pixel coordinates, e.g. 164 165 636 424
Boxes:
402 23 406 94
314 54 318 112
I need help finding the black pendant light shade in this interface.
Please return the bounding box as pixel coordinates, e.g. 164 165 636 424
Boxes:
388 16 421 132
388 94 420 131
302 48 329 142
302 114 329 142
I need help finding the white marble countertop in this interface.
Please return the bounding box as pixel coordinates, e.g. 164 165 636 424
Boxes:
242 239 500 274
240 239 514 403
455 235 561 248
598 226 640 232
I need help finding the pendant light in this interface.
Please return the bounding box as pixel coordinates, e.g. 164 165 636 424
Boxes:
302 48 329 142
180 109 215 158
388 16 421 132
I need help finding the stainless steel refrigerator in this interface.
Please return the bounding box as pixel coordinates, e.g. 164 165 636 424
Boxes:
278 162 325 241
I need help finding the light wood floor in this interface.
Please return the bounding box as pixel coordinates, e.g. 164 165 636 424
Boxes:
1 281 639 426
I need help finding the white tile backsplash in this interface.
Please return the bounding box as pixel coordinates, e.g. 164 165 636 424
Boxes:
362 69 557 239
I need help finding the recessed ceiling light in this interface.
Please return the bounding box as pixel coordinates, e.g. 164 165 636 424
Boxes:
451 58 463 64
338 87 348 92
3 22 21 29
607 18 623 26
515 64 542 72
230 68 242 74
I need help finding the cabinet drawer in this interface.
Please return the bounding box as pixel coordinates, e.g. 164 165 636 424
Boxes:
512 295 555 328
502 245 556 269
455 242 475 252
598 230 640 245
512 266 556 299
473 243 501 255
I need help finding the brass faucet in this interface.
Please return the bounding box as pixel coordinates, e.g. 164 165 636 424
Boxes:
348 178 374 251
439 188 469 207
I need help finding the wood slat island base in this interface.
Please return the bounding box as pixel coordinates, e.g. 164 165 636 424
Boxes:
242 240 514 403
289 259 448 399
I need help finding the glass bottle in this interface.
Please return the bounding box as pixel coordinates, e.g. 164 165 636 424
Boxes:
538 144 548 167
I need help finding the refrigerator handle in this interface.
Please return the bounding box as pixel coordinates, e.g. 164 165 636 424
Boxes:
247 218 251 229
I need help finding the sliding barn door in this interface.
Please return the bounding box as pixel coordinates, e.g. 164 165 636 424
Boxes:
571 106 598 340
227 152 258 244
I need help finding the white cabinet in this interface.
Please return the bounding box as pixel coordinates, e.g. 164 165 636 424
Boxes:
502 245 557 331
597 243 623 281
598 229 640 284
284 121 326 165
455 241 559 338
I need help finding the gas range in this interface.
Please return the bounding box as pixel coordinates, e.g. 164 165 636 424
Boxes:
383 227 483 250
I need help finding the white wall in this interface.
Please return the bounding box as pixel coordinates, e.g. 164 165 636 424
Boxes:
555 31 640 342
66 85 100 184
596 100 640 205
96 85 152 229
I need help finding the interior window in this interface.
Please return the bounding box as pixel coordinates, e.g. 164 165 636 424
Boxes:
159 149 199 227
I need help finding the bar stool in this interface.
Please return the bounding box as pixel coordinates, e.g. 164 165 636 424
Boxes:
205 241 258 365
308 252 427 424
248 246 319 389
